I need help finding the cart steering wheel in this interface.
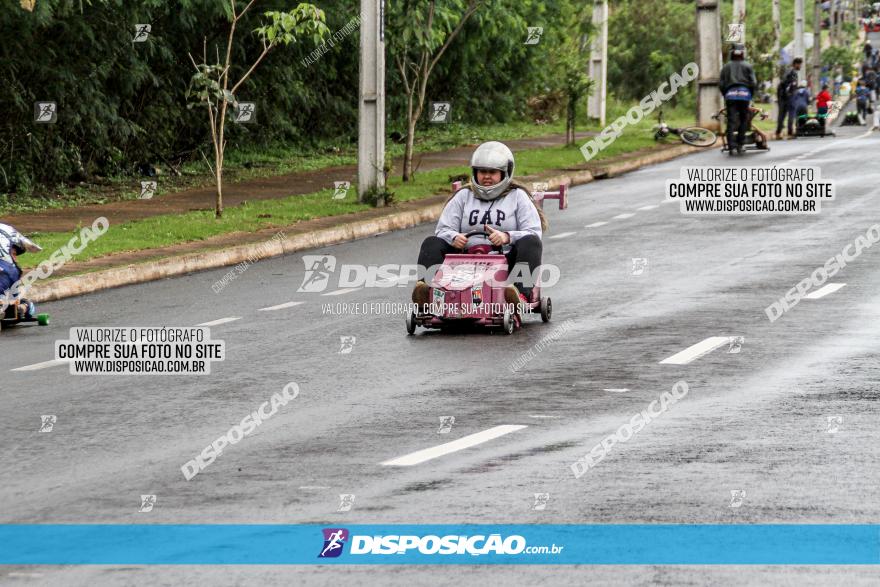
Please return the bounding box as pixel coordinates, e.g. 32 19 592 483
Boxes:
463 229 505 253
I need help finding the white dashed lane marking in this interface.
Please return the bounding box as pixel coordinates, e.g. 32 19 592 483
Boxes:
381 425 528 466
613 213 635 220
196 317 242 327
585 221 608 228
549 232 577 240
258 301 305 312
321 288 361 296
376 276 412 286
637 204 659 211
659 336 732 365
11 359 67 372
804 283 847 299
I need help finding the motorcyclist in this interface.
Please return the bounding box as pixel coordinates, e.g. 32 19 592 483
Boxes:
0 223 42 318
411 141 547 307
719 43 758 155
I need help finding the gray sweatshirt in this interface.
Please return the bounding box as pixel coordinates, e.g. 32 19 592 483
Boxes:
435 187 542 249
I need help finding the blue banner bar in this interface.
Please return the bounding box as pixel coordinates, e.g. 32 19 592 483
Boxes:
0 525 878 565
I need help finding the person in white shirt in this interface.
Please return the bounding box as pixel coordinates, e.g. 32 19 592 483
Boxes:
412 141 547 307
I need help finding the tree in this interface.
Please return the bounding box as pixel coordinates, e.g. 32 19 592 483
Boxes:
563 56 593 145
388 0 482 182
606 0 695 102
186 1 328 217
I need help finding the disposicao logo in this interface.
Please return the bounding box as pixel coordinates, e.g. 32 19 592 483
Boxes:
317 531 534 557
318 528 349 558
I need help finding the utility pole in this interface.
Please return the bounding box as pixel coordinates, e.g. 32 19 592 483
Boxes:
358 0 385 203
831 0 844 46
587 0 608 127
795 0 806 82
733 0 746 26
773 0 781 116
830 0 838 45
696 0 722 130
812 0 822 94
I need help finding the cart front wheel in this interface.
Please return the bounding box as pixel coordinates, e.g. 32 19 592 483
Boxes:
502 309 515 335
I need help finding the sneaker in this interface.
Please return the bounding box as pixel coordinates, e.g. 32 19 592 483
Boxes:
411 281 430 307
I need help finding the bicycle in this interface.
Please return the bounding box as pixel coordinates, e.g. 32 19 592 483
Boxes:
653 110 717 146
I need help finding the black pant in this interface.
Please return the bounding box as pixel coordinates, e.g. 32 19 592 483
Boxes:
417 234 543 296
817 106 828 132
776 100 795 135
795 105 808 130
725 100 749 149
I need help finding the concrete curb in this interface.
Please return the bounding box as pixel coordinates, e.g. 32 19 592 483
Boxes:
32 203 445 303
592 144 703 178
30 143 700 303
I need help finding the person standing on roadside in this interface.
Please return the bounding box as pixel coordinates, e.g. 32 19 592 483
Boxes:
855 79 871 121
816 84 833 133
864 68 878 103
776 57 802 140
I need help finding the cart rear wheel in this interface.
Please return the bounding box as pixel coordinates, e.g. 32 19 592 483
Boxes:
405 311 416 335
37 313 49 326
540 297 552 323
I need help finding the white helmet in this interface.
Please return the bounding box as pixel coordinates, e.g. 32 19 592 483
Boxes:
469 141 515 201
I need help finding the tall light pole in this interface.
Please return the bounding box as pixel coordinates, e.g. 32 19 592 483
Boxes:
358 0 385 203
812 0 822 94
794 0 806 82
587 0 608 128
696 0 722 130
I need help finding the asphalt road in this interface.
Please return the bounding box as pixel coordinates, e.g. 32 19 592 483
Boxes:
2 118 879 585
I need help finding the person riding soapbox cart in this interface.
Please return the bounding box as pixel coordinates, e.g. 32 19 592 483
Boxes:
405 183 567 335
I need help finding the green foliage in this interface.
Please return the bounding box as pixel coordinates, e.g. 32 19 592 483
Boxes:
255 5 330 48
822 46 858 74
360 184 396 207
0 0 855 201
0 0 355 198
186 64 232 108
606 0 695 104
